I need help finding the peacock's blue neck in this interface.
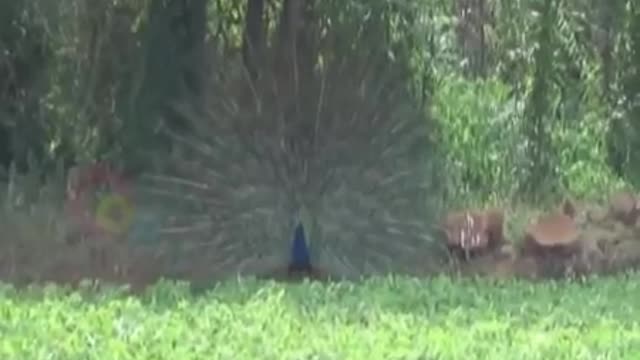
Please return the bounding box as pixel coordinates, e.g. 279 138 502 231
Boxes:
289 222 311 271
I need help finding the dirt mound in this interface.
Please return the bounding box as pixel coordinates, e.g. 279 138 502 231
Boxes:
446 194 640 280
576 192 640 274
608 191 640 226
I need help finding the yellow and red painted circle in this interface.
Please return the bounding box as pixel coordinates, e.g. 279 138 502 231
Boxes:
66 162 134 237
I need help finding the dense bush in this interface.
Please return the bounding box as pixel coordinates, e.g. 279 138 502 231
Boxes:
433 75 526 202
433 73 627 204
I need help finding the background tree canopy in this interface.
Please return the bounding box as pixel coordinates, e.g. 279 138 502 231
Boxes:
1 0 639 204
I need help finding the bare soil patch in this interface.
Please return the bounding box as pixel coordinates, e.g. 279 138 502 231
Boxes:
2 184 640 291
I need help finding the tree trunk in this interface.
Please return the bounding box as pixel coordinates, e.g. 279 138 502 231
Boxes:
242 0 265 82
181 0 208 95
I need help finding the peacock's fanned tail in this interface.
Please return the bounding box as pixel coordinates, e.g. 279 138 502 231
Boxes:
138 47 447 280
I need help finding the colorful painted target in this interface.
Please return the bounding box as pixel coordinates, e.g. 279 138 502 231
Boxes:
95 193 134 235
66 162 134 237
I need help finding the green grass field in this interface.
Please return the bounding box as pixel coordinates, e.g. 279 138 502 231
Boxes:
1 275 639 360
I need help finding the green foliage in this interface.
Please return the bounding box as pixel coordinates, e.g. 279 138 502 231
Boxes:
609 1 640 187
550 80 626 198
429 0 635 204
0 1 51 170
1 276 640 359
433 75 525 203
2 0 640 204
433 72 625 205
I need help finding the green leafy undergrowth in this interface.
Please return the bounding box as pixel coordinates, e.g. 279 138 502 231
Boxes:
1 275 639 359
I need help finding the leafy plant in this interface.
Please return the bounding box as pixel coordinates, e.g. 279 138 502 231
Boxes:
1 276 639 359
433 74 526 204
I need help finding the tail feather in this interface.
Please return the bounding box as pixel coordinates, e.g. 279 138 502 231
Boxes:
137 44 445 280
